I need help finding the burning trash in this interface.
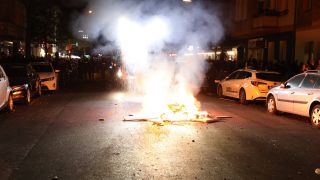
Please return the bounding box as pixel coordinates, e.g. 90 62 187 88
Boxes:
123 102 230 125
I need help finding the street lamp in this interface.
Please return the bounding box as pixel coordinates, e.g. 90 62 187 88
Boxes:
88 10 93 14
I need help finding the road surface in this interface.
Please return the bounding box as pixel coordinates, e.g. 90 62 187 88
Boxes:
0 83 319 179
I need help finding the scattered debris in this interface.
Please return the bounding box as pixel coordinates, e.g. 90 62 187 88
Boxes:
123 113 230 125
315 168 320 175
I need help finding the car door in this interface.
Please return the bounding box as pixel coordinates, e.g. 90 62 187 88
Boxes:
276 74 306 113
0 66 6 107
235 71 252 94
293 74 319 116
222 71 240 97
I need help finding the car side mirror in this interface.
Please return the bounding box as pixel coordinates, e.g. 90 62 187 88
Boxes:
280 83 290 89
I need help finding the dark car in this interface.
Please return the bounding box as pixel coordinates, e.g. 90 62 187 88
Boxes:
0 63 41 104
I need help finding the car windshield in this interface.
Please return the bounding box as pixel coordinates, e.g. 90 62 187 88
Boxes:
256 73 284 82
33 64 53 72
2 65 27 77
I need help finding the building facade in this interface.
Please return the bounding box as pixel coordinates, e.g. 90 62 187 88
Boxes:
0 0 27 59
226 0 295 69
295 0 320 65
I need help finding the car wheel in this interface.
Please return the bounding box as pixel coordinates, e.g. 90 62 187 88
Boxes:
267 95 277 114
25 88 31 104
239 89 247 104
6 94 14 112
311 105 320 128
217 85 223 97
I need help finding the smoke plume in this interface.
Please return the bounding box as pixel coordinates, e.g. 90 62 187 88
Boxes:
73 0 224 113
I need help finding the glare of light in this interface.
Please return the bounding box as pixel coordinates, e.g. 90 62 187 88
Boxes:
117 69 123 78
71 55 81 59
184 53 194 56
183 0 192 2
145 17 169 43
188 45 194 51
117 16 168 71
88 10 93 14
40 48 45 57
112 92 125 101
227 51 235 56
82 34 89 39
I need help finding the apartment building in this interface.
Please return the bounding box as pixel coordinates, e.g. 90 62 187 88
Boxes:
226 0 295 68
0 0 27 58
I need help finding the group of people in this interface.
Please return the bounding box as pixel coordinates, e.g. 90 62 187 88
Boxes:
300 59 320 72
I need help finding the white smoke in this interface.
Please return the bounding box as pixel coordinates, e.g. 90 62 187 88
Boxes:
73 0 224 113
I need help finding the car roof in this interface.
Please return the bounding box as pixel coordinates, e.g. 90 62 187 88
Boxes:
305 70 320 73
240 69 280 74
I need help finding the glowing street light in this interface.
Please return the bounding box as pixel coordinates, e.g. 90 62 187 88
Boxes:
182 0 192 2
88 10 93 14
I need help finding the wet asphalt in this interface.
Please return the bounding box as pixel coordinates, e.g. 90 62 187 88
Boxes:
0 83 320 180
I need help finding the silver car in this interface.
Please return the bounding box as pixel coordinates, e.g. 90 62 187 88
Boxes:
267 71 320 128
0 65 14 112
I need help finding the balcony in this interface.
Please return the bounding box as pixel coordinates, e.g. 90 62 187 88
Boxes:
253 16 279 28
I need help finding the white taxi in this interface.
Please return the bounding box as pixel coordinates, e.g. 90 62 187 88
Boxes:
31 62 58 91
217 69 283 104
267 71 320 128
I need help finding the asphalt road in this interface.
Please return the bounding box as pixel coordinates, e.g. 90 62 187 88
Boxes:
0 83 320 180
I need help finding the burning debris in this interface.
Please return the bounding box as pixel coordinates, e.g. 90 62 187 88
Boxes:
123 102 231 125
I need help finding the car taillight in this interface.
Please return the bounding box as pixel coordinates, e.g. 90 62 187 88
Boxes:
251 81 266 87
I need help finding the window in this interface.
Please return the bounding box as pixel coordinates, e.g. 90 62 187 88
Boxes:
268 41 275 63
286 74 306 88
0 67 4 79
227 71 240 80
277 0 288 12
235 0 248 22
303 0 312 12
256 72 284 82
279 40 287 62
301 74 319 88
312 75 320 89
237 71 252 79
32 64 53 72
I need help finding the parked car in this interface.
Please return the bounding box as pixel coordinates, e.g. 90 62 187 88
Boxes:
31 62 58 91
0 65 14 111
217 69 283 104
0 63 41 104
267 70 320 128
